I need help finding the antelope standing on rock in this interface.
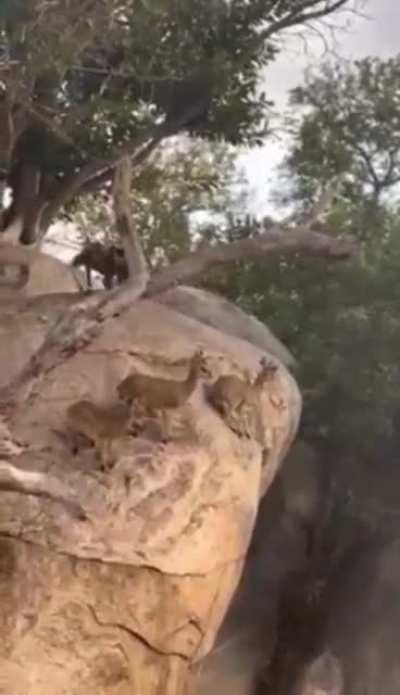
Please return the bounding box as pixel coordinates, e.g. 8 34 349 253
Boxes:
116 349 208 441
208 356 278 438
66 400 134 470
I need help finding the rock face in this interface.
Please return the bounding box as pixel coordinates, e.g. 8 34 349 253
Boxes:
0 273 301 693
196 442 321 695
0 245 80 300
158 285 296 367
22 249 81 296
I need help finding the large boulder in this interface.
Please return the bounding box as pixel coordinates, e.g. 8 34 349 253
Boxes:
196 442 321 695
158 285 295 367
0 260 301 694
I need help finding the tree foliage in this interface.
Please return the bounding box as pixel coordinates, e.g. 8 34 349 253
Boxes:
71 136 245 269
285 56 400 213
202 56 400 464
0 0 352 242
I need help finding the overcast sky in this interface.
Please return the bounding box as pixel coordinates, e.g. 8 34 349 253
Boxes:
241 0 400 215
49 0 399 259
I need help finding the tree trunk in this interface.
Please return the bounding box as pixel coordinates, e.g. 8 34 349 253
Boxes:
2 161 42 243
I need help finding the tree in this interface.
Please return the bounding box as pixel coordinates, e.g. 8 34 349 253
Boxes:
201 55 400 458
0 1 357 409
70 136 246 272
204 56 400 546
283 56 400 237
245 58 400 695
0 0 353 244
279 56 400 458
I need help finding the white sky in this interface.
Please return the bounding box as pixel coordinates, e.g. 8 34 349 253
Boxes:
240 0 400 215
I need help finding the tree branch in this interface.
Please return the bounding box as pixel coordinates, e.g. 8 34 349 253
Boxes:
146 226 356 297
0 460 86 520
40 98 210 232
98 157 149 313
260 0 349 41
0 182 355 410
0 100 15 177
351 141 381 194
0 159 149 409
285 179 341 227
112 157 148 280
302 180 340 222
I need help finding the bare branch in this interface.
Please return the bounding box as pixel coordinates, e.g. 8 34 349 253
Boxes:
0 163 150 408
307 181 340 220
40 131 160 233
147 225 355 297
260 0 349 41
0 302 101 410
291 179 341 226
0 460 86 520
0 182 355 410
112 157 149 283
0 274 146 410
346 139 382 195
